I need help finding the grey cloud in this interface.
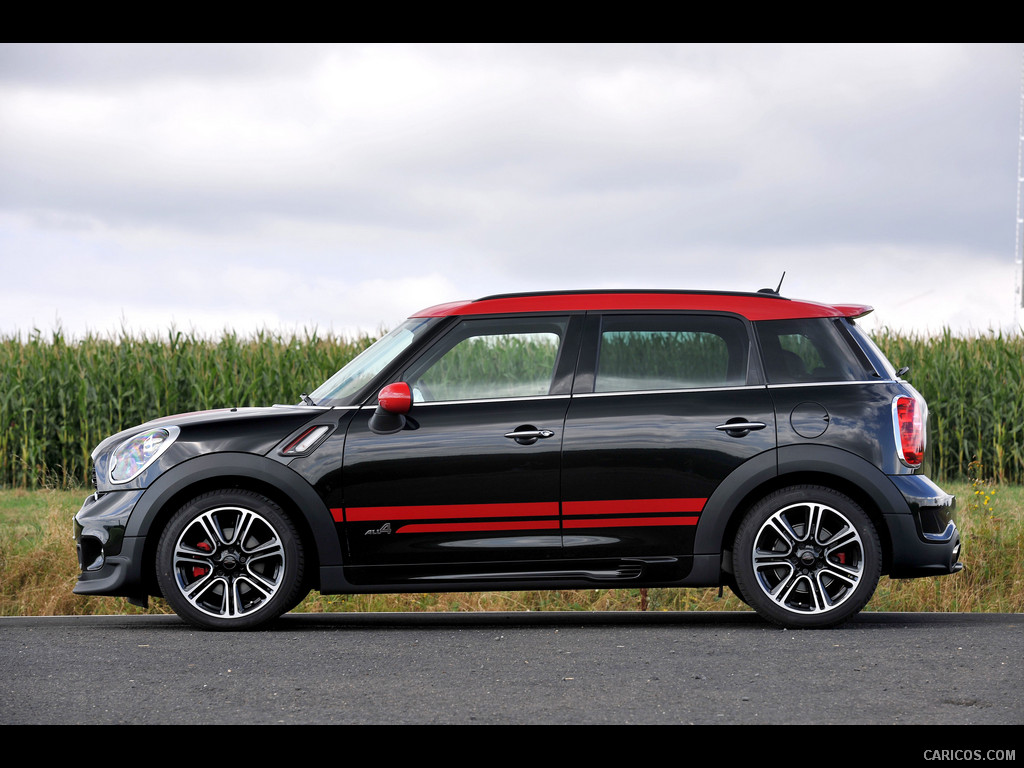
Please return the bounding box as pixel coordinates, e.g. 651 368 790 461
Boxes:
1 43 1019 338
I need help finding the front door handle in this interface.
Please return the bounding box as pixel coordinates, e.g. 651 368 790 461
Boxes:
504 427 555 445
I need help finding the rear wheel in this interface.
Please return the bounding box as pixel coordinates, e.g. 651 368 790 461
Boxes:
722 572 749 605
156 489 306 630
734 486 881 628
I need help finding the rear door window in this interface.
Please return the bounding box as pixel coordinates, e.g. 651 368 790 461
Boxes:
593 315 750 392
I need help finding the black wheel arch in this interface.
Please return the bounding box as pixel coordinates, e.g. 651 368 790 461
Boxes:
698 445 911 578
126 452 342 597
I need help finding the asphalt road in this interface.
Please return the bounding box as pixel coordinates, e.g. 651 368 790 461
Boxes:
1 612 1021 729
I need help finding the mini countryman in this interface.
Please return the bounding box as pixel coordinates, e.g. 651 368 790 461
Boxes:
74 289 961 629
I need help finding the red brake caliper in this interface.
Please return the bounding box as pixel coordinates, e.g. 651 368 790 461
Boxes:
193 540 212 577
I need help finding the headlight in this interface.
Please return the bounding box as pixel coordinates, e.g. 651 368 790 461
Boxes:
109 426 180 484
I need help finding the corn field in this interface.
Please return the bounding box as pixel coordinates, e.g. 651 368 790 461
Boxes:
0 328 373 488
1 326 1021 488
871 329 1024 484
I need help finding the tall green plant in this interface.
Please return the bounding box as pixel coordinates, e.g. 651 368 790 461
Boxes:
0 327 374 487
2 325 1022 487
872 329 1024 483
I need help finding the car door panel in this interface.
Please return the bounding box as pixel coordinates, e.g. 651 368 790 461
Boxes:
338 397 569 569
560 312 775 560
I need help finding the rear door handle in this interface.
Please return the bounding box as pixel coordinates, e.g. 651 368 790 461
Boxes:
715 420 767 437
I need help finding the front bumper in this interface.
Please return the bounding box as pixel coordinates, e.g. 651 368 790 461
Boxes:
74 490 149 602
886 474 961 578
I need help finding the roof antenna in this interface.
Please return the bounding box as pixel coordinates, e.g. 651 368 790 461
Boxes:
758 271 786 295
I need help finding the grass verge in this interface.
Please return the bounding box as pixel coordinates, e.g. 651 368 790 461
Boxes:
1 481 1019 617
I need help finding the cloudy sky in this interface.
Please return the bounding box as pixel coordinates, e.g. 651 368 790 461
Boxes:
1 43 1021 341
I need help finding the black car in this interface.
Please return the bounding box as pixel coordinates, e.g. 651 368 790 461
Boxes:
74 289 961 630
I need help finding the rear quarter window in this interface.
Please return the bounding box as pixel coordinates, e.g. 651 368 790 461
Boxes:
756 318 876 384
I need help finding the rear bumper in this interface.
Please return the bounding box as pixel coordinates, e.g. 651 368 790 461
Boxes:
886 474 961 578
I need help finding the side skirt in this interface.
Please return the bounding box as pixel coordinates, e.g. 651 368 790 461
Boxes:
318 554 723 594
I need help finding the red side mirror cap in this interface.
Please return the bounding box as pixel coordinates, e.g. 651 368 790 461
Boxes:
378 382 412 414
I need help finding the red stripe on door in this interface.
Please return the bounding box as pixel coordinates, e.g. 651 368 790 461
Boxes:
397 520 562 533
330 498 705 527
563 516 699 529
562 498 706 515
336 501 560 523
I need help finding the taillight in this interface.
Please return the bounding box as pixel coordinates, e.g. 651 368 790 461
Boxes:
893 395 925 467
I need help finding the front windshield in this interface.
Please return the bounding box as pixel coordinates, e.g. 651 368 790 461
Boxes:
309 317 440 406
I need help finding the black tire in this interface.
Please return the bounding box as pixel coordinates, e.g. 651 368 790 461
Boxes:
733 485 881 629
721 571 749 605
155 489 307 630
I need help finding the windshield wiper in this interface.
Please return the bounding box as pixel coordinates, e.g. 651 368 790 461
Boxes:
300 393 316 406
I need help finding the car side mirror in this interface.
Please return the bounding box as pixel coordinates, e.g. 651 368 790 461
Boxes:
369 382 412 434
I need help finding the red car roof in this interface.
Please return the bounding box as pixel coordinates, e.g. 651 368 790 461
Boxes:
411 291 873 322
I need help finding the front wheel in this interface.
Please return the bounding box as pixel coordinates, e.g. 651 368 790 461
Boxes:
156 489 307 630
733 486 881 628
